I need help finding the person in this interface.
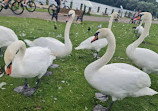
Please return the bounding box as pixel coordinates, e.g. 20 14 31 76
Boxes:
0 0 28 8
52 0 61 21
129 10 141 24
55 0 61 13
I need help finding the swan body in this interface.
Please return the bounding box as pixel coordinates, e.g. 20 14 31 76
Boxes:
135 25 144 35
4 40 56 78
0 26 18 48
24 10 75 58
135 24 149 37
126 12 158 74
75 12 119 57
85 28 157 108
75 36 107 51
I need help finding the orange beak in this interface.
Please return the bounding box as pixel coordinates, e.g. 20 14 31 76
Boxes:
91 36 98 43
6 64 12 76
133 16 141 21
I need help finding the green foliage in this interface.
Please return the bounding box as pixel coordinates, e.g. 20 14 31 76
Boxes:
90 0 158 17
0 16 158 111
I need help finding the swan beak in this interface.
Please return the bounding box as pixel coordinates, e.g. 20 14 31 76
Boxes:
66 14 73 23
91 36 98 43
6 62 12 76
117 14 120 18
134 16 141 21
66 18 69 23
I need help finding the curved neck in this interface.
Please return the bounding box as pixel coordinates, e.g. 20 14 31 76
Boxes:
16 43 26 61
108 15 114 29
130 20 151 50
86 31 116 71
64 20 72 50
139 20 143 26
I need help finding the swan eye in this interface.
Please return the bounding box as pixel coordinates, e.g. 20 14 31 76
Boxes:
94 32 100 36
16 50 19 54
68 14 73 17
7 62 12 68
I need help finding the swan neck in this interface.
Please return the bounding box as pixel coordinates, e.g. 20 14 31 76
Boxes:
87 32 116 72
108 16 114 29
64 21 72 50
16 43 26 60
130 20 151 49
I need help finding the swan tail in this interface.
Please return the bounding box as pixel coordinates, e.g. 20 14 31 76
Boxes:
24 39 34 47
134 87 158 97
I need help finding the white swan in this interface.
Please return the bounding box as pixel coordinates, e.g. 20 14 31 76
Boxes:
85 28 157 110
0 26 18 56
134 21 149 37
24 10 75 58
126 12 158 74
75 12 119 58
4 40 56 96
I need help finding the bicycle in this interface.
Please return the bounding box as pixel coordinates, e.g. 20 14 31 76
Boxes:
0 0 24 15
0 0 36 15
48 0 70 15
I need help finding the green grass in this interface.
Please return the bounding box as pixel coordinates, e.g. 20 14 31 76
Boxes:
0 16 158 111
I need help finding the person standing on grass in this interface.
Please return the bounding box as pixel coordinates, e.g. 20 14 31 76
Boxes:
55 0 61 13
52 0 61 21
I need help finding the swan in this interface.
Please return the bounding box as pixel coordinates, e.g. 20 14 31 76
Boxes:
4 40 56 96
134 21 149 37
24 10 75 59
75 12 119 58
126 12 158 74
85 28 157 110
0 26 18 56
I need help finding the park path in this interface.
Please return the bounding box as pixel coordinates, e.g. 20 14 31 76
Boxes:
0 10 158 24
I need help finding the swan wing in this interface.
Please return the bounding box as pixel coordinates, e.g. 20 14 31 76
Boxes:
90 63 151 99
33 37 64 48
76 36 108 50
13 47 55 78
0 26 18 47
132 48 158 70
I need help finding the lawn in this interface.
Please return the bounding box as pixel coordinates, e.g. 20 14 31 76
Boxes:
0 16 158 111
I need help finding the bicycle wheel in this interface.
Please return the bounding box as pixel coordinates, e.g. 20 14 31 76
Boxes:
26 1 36 12
48 4 57 15
0 2 3 12
11 1 24 15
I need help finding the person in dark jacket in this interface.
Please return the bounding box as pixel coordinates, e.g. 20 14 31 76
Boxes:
55 0 61 13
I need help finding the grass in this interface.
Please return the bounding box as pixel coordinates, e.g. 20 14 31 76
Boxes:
0 16 158 111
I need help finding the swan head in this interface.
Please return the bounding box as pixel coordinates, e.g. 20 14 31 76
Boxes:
112 12 119 19
4 40 26 75
91 28 111 43
66 10 75 23
134 12 152 22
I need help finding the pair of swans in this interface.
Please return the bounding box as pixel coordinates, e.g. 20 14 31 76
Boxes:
0 26 18 56
3 10 75 96
126 12 158 74
85 12 157 110
75 12 119 58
